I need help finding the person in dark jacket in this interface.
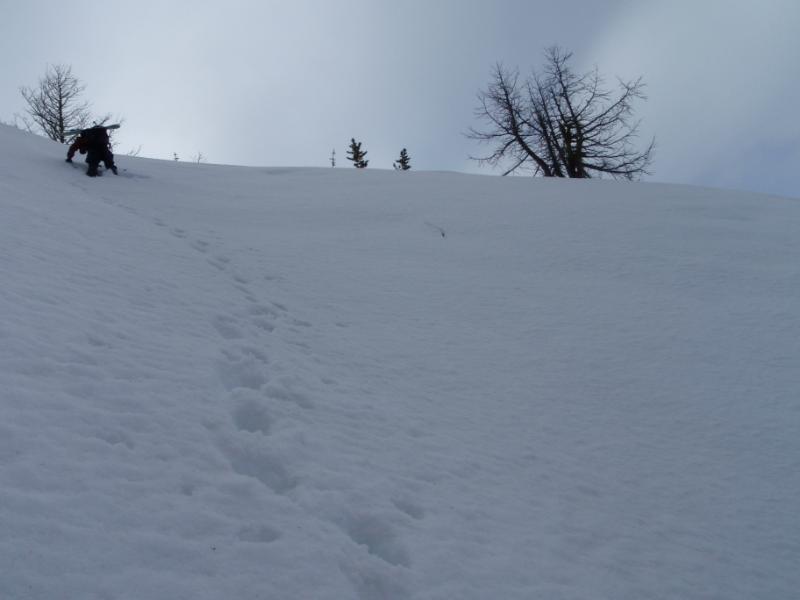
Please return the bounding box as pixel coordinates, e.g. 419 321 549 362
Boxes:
66 126 118 177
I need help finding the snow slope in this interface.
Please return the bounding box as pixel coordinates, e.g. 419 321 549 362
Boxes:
1 124 798 599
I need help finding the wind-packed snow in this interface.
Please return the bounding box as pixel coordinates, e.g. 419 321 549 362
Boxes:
1 123 798 599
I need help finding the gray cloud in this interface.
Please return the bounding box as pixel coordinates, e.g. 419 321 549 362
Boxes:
587 0 800 196
1 0 797 196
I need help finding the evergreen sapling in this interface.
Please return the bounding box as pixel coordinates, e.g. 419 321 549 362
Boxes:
394 148 411 170
347 138 368 168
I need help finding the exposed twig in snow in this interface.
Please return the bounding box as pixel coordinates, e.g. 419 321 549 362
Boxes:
425 222 446 238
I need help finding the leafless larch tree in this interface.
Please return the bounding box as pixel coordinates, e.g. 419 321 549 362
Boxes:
20 64 92 143
468 47 654 179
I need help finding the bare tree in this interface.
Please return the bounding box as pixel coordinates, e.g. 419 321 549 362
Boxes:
20 64 91 143
468 47 654 179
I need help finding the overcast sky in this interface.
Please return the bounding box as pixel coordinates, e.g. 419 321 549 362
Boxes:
1 0 798 197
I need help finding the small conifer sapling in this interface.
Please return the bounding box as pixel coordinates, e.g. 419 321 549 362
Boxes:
347 138 369 168
394 148 411 170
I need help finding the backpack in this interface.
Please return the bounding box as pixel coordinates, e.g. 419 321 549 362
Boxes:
81 126 110 147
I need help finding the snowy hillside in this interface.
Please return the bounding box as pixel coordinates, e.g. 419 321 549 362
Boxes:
1 123 798 599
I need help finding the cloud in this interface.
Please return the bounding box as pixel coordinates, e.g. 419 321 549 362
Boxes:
3 0 796 194
586 0 800 195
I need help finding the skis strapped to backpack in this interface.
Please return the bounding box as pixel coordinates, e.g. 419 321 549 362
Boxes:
64 123 121 137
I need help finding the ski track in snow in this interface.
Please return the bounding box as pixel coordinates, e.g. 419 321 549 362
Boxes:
1 124 799 599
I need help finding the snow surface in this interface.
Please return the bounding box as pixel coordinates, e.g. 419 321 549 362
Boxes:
1 123 799 599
